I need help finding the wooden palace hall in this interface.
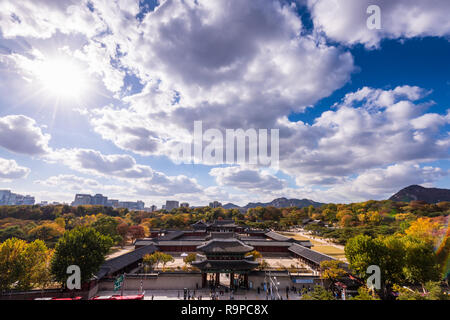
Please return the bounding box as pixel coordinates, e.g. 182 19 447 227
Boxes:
192 237 259 289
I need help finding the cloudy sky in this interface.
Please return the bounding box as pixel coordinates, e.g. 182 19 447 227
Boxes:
0 0 449 207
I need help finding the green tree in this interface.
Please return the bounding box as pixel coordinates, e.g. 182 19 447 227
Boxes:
51 227 113 286
301 285 335 300
402 236 440 287
92 215 121 244
350 286 380 300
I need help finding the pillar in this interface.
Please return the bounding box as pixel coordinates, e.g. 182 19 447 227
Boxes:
230 272 234 289
202 273 207 288
215 273 220 287
244 273 249 289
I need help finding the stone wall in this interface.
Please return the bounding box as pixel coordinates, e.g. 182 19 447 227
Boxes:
98 273 203 291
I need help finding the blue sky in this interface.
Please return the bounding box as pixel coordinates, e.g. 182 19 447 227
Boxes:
0 0 449 206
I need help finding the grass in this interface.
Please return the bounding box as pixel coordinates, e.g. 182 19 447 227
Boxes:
280 231 347 261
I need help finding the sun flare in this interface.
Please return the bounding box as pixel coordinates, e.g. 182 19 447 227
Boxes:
35 58 88 99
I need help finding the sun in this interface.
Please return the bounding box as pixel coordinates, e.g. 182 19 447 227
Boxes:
35 58 88 99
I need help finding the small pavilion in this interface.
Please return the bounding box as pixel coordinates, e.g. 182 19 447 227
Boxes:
192 238 259 289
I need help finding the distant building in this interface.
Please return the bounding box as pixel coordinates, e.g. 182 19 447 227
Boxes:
162 205 166 210
71 194 144 210
72 194 93 206
92 194 108 206
106 199 120 208
180 202 189 208
165 200 179 211
209 201 222 208
150 205 157 212
118 201 145 211
0 190 35 206
22 195 36 205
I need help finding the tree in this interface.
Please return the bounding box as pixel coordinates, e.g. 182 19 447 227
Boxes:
393 281 448 300
51 227 113 286
116 223 129 246
28 222 63 244
143 251 174 270
183 253 197 265
143 253 158 271
92 215 121 244
301 285 335 300
320 260 347 288
128 225 146 243
160 253 175 270
0 238 52 291
350 286 380 300
245 250 262 260
405 218 441 244
402 236 440 287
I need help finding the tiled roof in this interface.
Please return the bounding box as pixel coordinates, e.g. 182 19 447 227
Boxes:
197 238 254 254
243 241 293 247
288 243 335 265
264 231 294 242
95 244 157 280
158 230 185 240
156 240 205 246
192 259 259 271
210 219 238 227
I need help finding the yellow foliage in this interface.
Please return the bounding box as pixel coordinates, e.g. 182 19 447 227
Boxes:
405 218 441 244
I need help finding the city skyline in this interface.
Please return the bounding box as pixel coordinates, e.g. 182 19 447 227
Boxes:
0 1 449 208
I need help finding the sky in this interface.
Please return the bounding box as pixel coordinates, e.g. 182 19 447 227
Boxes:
0 0 449 207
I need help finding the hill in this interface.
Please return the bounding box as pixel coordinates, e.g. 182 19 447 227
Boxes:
389 185 450 203
223 197 325 211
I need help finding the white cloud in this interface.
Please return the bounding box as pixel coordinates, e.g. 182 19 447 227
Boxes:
46 148 154 179
308 0 450 48
278 86 450 186
85 0 354 162
0 158 30 180
34 174 125 194
210 166 287 191
321 163 449 202
0 115 50 155
0 0 106 39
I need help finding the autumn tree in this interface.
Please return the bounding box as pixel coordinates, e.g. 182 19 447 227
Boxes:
128 225 146 243
0 238 52 291
183 253 197 265
245 250 262 260
116 223 130 246
320 260 347 288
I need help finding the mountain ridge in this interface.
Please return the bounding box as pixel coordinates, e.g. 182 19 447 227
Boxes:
222 197 325 210
389 185 450 203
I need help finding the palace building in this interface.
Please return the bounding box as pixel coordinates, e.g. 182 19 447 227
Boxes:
91 219 344 296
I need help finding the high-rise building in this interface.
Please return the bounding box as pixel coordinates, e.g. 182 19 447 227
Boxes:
209 201 222 208
72 193 145 210
22 195 36 205
0 190 12 205
180 202 189 208
92 194 108 206
0 190 35 206
165 200 179 211
150 205 157 212
118 200 145 210
72 194 93 206
106 199 120 208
